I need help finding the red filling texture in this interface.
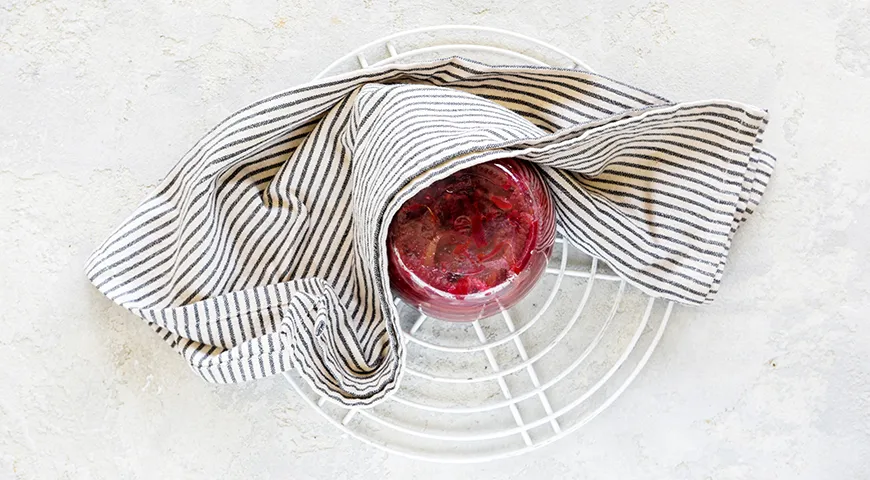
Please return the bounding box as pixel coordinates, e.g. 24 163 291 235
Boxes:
387 158 555 321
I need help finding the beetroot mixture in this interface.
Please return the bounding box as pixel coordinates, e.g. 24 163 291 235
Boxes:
387 158 554 321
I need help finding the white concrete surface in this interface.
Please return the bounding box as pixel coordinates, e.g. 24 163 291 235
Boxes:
1 0 869 478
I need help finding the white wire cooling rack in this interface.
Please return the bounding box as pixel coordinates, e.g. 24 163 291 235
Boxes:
284 25 674 463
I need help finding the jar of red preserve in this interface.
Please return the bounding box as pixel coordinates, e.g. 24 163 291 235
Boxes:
387 158 556 321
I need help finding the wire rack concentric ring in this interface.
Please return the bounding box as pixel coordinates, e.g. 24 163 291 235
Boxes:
284 25 674 463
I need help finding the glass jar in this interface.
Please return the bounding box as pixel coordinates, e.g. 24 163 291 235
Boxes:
387 158 555 321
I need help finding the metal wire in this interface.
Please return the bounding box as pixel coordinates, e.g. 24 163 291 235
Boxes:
284 25 674 463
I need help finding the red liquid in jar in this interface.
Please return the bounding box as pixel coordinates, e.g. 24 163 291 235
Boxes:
387 158 555 321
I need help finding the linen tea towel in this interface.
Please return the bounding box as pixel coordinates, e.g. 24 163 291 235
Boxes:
86 58 775 406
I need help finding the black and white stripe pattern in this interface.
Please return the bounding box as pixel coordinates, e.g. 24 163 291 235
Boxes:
86 58 775 405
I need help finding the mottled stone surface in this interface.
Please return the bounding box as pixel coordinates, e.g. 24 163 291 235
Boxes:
1 0 869 478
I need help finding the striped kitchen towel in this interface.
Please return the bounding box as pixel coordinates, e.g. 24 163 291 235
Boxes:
85 57 775 406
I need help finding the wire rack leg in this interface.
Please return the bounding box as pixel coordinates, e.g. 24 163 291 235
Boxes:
386 41 399 57
472 321 533 447
501 309 561 434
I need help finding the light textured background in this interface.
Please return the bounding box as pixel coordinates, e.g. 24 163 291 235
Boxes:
2 0 869 478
